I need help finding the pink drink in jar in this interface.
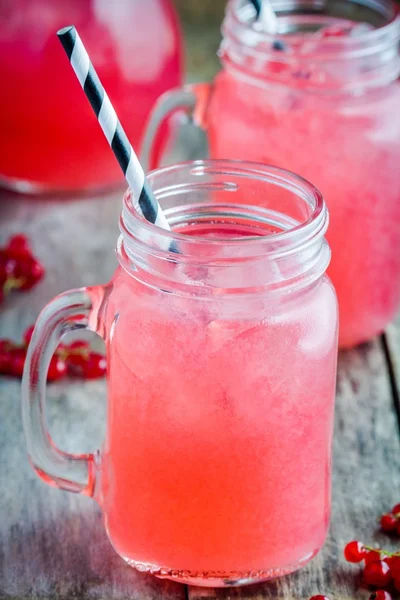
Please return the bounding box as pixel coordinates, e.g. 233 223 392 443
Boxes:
23 161 338 587
0 0 182 192
142 0 400 348
103 253 337 583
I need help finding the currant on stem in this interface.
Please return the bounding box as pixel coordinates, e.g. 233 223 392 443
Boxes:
0 234 44 302
344 541 367 563
363 561 392 587
369 591 392 600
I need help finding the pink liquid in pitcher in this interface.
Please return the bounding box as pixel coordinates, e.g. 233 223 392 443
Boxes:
206 18 400 347
0 0 182 192
101 223 338 583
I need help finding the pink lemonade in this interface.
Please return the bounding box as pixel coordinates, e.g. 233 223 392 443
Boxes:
208 74 400 349
0 0 182 192
204 6 400 348
101 223 338 584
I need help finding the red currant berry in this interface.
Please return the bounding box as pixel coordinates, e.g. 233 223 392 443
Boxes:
6 238 31 263
396 521 400 536
9 348 26 378
391 503 400 515
67 340 90 359
80 353 107 379
344 540 367 563
66 352 88 372
0 349 12 374
0 249 8 267
388 556 400 578
394 577 400 592
6 258 26 286
309 596 330 600
365 550 383 565
0 339 13 353
5 256 19 278
47 356 67 382
69 340 90 351
7 234 29 253
369 591 392 600
18 259 45 290
364 561 392 587
0 339 14 373
23 325 35 347
381 514 397 533
0 263 6 285
56 341 70 351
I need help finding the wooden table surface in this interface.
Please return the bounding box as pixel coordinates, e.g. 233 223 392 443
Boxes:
1 184 400 600
1 21 400 600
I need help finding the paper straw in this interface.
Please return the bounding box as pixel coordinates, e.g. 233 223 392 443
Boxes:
57 25 170 232
249 0 279 35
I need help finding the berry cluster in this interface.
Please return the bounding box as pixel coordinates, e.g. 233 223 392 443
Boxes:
0 234 44 303
381 504 400 535
344 538 400 599
0 326 106 381
309 503 400 600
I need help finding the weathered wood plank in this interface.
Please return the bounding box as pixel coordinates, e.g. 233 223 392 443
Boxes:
1 187 399 598
0 193 185 600
188 341 400 600
384 314 400 420
1 194 400 600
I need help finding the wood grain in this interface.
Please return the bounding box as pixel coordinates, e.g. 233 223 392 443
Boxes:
1 181 399 600
383 314 400 424
188 341 400 600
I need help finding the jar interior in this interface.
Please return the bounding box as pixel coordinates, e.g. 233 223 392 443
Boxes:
139 161 321 255
237 0 396 33
161 187 310 243
170 207 296 239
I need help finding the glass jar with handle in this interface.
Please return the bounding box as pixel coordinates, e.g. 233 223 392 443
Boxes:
141 0 400 348
22 159 338 587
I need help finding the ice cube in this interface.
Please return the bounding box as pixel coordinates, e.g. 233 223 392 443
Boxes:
207 319 260 351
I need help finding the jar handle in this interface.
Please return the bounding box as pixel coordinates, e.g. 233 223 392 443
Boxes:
21 285 109 497
140 82 213 172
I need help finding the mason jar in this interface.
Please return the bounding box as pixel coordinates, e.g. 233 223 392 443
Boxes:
22 160 338 587
142 0 400 348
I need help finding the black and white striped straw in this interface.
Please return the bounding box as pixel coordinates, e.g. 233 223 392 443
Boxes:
57 25 170 232
249 0 278 34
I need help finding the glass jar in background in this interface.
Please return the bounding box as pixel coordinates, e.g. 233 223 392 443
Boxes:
0 0 183 193
141 0 400 348
22 160 338 587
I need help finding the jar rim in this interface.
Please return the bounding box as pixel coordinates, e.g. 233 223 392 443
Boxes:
120 159 327 260
119 160 330 295
224 0 400 57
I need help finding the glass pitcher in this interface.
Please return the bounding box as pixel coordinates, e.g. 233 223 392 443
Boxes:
22 160 338 587
0 0 182 193
141 0 400 348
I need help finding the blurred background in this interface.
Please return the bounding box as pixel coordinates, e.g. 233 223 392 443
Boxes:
173 0 223 80
0 0 399 348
